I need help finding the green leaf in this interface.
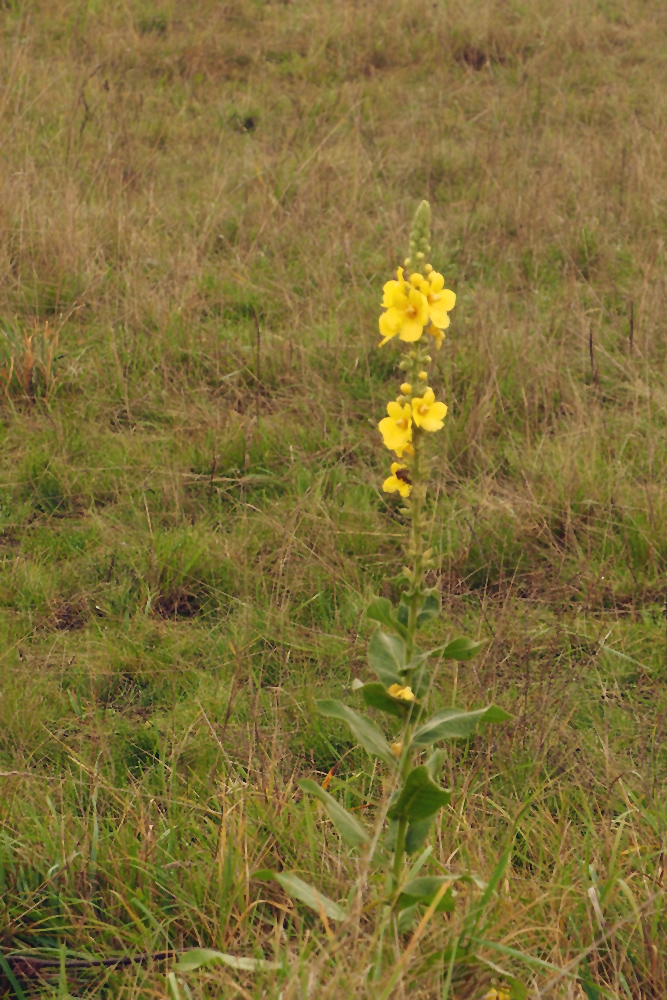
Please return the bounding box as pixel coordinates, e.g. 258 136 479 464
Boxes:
398 876 456 913
360 682 414 720
397 901 420 933
508 977 529 1000
368 628 406 686
397 591 440 628
413 705 511 746
387 765 451 822
417 592 440 625
167 972 184 1000
316 699 396 767
175 949 280 973
254 870 346 922
411 668 431 699
443 637 485 661
0 952 27 1000
298 779 370 849
366 597 409 640
403 649 431 697
425 749 446 779
405 817 434 854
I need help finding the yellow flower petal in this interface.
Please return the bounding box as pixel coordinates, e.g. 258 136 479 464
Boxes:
387 684 416 702
428 271 445 293
440 288 456 310
383 474 411 497
399 317 425 342
428 303 452 330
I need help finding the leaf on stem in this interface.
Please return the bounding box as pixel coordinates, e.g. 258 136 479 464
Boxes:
402 649 431 697
397 591 440 628
368 628 406 686
298 778 370 849
387 765 451 822
442 637 486 661
412 705 511 746
397 901 420 933
316 699 396 767
366 596 409 640
425 749 446 779
175 949 281 973
417 592 441 625
405 817 434 854
359 681 417 720
397 875 457 912
254 870 347 922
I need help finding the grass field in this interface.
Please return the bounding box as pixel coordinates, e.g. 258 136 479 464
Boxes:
1 0 667 996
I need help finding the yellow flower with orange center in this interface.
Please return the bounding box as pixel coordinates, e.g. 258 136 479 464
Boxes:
422 271 456 330
383 462 412 498
412 388 447 432
378 401 412 456
378 267 429 347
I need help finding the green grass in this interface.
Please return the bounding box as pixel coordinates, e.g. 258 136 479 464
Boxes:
1 0 667 996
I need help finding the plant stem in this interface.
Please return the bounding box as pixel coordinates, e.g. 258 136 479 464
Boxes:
392 343 432 893
393 816 408 888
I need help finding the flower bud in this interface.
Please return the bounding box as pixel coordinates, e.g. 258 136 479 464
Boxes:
418 371 428 381
400 382 412 395
391 742 403 758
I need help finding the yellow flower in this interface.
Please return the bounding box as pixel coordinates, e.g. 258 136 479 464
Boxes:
423 271 456 331
378 401 412 456
417 371 428 381
383 462 412 498
381 266 407 308
379 268 429 347
412 388 447 432
391 741 403 758
388 683 416 702
400 382 412 395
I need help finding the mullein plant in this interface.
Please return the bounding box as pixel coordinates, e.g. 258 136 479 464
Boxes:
173 204 516 997
253 203 512 974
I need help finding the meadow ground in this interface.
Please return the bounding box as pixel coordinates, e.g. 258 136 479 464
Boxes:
1 0 667 996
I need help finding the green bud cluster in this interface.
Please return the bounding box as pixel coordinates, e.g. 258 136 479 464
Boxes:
404 200 432 275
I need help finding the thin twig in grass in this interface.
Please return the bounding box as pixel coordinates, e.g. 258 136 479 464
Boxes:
6 951 179 974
